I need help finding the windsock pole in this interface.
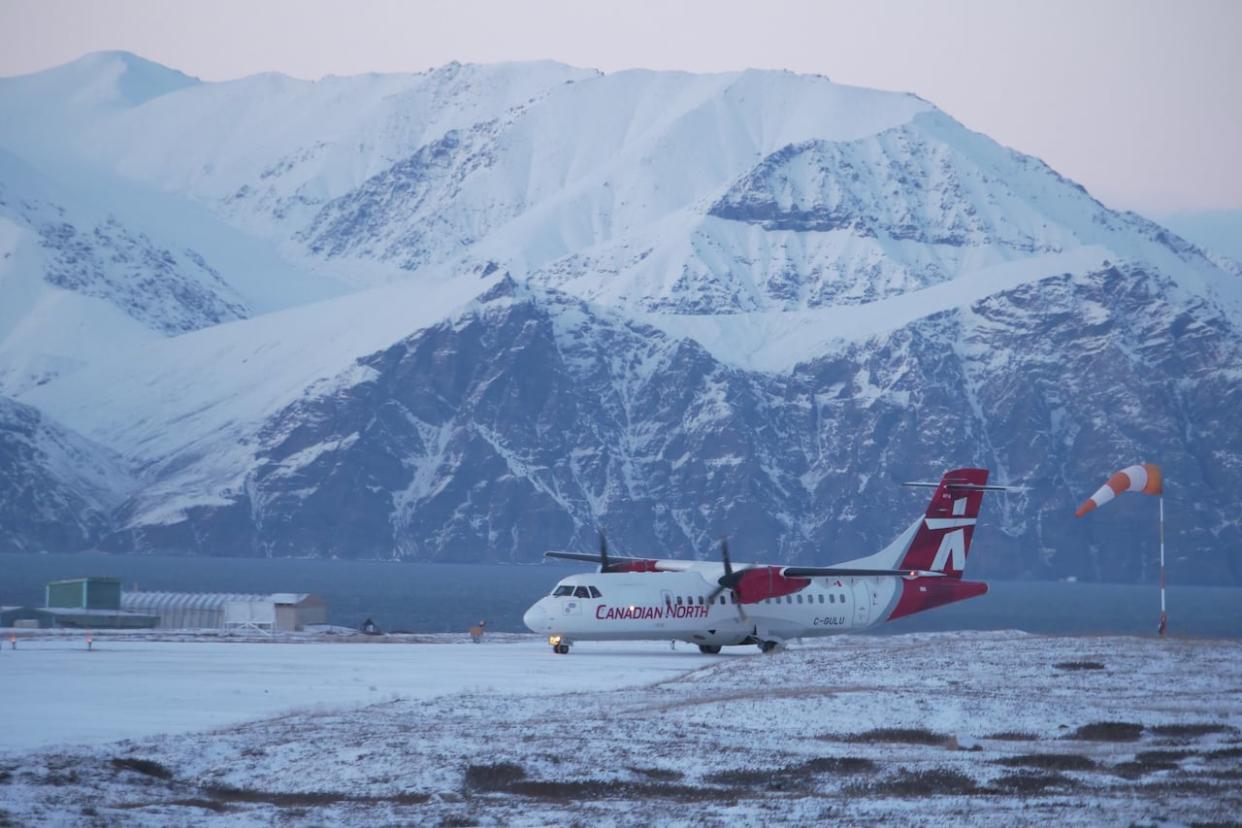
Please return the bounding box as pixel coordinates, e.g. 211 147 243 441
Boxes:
1075 464 1168 636
1158 495 1167 637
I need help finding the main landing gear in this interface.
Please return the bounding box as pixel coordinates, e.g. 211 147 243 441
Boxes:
758 640 784 654
549 635 571 654
697 644 722 654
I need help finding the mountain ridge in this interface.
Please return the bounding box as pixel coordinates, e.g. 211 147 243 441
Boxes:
0 54 1238 583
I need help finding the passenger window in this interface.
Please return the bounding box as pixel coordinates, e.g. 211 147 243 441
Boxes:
818 594 825 604
574 586 590 598
796 594 803 604
840 593 846 602
697 596 703 606
589 586 602 598
553 585 574 597
676 596 683 605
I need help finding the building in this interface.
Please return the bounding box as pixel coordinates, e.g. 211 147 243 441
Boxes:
1 577 158 629
121 591 328 631
0 578 328 632
271 593 328 630
46 577 122 610
0 606 158 629
120 592 264 629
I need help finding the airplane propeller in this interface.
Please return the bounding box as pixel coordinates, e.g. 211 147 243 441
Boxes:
598 529 610 573
706 537 751 621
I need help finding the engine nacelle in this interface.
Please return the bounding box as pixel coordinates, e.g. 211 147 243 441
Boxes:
734 567 810 604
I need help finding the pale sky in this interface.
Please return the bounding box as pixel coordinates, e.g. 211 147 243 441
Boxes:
1 0 1239 213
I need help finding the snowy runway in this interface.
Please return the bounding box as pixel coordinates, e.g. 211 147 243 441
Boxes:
1 636 712 750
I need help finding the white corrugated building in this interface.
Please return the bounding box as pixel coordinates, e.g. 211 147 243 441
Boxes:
121 592 327 631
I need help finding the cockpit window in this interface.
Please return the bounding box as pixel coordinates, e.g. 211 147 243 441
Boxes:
553 585 574 597
588 586 602 598
574 586 591 599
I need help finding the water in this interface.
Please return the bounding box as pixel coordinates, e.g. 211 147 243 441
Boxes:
2 553 1239 637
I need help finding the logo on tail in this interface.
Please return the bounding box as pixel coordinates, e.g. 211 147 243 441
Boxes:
900 468 990 577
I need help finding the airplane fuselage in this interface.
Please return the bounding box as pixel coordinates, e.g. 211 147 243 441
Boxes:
524 569 910 649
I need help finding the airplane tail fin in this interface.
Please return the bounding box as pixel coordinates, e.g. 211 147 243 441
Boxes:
896 468 990 578
841 468 992 578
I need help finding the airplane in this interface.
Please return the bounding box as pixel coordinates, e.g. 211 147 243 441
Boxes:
522 468 1010 654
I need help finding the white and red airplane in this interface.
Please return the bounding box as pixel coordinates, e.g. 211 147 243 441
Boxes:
523 468 1007 654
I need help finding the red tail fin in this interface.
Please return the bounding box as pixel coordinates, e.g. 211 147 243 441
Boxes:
898 468 989 577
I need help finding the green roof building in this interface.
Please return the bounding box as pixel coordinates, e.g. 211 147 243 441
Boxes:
46 577 122 611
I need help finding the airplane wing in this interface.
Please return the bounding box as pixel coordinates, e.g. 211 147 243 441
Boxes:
544 551 634 565
546 551 931 578
543 550 692 572
780 566 944 578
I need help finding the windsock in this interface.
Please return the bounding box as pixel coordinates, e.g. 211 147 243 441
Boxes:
1075 463 1163 517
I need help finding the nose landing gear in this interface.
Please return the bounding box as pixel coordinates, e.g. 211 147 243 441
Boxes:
549 635 571 654
697 644 722 654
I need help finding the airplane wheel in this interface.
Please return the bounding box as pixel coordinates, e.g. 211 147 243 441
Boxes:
698 644 722 654
553 643 570 654
759 640 780 654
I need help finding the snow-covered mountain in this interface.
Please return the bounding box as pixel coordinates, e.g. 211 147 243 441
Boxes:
0 393 134 553
1 52 1239 583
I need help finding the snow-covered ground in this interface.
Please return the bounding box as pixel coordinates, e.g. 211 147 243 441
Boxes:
2 631 1238 826
0 635 705 751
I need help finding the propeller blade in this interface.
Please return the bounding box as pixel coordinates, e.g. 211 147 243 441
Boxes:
732 565 757 620
713 537 752 621
598 529 610 572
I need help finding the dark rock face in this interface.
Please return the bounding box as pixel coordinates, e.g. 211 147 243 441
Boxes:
0 395 130 553
104 269 1242 584
35 217 247 334
0 174 248 335
299 123 503 271
709 114 1113 254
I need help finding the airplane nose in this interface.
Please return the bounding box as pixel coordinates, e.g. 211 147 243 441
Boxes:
523 602 549 632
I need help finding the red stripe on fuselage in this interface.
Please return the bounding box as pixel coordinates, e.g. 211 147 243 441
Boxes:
609 559 660 572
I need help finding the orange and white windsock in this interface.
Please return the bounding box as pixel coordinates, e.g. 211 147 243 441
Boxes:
1075 463 1163 517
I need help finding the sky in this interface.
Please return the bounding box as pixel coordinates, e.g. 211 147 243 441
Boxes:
1 0 1239 214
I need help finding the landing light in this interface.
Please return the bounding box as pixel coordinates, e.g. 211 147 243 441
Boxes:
548 635 562 646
